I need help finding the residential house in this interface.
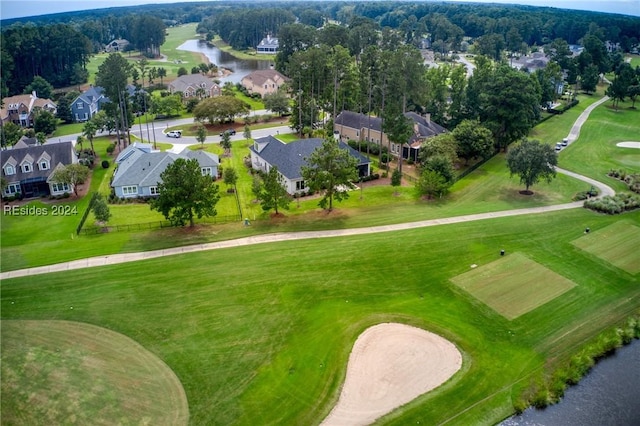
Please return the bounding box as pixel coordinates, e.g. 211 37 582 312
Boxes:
256 35 279 54
333 110 447 161
70 85 139 122
1 141 78 198
105 39 130 52
168 74 221 99
248 136 370 195
111 143 220 198
240 69 289 97
0 91 57 128
70 86 108 122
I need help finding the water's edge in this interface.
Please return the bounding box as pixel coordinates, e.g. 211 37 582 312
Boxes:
501 339 640 426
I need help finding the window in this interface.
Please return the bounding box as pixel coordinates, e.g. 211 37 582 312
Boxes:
77 102 83 109
201 167 212 176
5 183 20 195
122 186 138 195
52 182 70 193
40 161 49 170
21 163 32 173
149 186 159 195
295 180 305 191
4 165 15 175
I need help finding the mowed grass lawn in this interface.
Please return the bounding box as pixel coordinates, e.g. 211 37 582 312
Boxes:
572 221 640 274
451 252 577 320
1 209 639 425
1 320 188 425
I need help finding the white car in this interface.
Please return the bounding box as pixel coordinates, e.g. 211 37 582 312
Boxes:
167 130 182 138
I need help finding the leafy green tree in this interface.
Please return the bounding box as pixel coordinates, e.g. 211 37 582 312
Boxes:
453 119 495 165
82 120 98 154
177 67 188 77
95 53 133 145
220 132 232 156
391 169 402 192
92 193 111 223
506 139 558 193
415 169 450 199
33 110 57 135
251 174 263 202
193 97 250 124
419 133 458 166
383 111 413 173
258 166 290 215
424 155 456 185
55 94 73 124
0 122 22 148
243 124 252 141
301 138 358 211
150 158 220 227
152 94 184 117
36 132 47 145
195 123 207 149
50 163 90 197
481 65 542 151
263 90 290 116
157 67 167 85
92 111 116 135
606 63 635 110
628 85 640 109
580 64 600 94
223 167 238 192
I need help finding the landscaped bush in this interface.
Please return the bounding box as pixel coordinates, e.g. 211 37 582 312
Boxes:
609 169 640 194
106 143 116 154
585 193 640 214
101 160 110 169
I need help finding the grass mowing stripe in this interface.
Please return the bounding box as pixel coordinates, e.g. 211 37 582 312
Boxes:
571 221 640 274
0 320 188 426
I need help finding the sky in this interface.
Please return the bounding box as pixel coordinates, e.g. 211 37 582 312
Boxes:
1 0 639 20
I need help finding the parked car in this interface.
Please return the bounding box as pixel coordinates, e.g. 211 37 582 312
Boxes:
555 143 562 151
220 129 236 137
167 130 182 138
561 138 569 146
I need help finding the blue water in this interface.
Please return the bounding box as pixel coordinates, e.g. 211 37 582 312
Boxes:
176 39 273 84
501 339 640 426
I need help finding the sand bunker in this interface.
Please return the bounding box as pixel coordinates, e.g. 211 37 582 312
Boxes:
321 323 462 426
616 141 640 149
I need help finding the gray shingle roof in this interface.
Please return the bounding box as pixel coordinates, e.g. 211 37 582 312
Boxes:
1 141 75 184
249 136 369 180
335 111 382 132
111 146 220 188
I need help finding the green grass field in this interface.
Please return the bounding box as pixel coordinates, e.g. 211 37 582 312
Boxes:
571 221 640 274
1 209 638 425
0 320 188 425
451 252 577 320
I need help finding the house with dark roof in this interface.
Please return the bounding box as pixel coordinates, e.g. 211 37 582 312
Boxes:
0 91 57 128
70 86 108 122
256 35 279 54
105 39 130 52
111 143 220 198
1 141 78 198
240 69 289 97
248 136 370 195
334 110 447 161
70 85 139 122
168 74 221 99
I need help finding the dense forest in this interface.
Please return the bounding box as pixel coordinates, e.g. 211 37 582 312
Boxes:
1 1 638 99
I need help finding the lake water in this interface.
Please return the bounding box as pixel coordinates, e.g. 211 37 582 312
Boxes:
176 39 274 84
500 339 640 426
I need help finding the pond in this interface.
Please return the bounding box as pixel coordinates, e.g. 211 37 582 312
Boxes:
176 39 275 84
500 339 640 426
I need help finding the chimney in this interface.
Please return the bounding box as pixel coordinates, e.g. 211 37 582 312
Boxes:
32 90 38 98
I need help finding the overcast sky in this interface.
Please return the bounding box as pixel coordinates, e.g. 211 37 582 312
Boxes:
1 0 639 20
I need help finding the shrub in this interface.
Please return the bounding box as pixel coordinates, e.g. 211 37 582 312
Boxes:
380 153 389 164
106 144 116 154
101 160 110 169
584 193 640 214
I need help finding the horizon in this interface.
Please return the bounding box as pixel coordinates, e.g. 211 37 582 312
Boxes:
1 0 639 20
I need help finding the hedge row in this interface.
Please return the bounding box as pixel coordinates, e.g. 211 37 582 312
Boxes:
608 169 640 194
584 193 640 214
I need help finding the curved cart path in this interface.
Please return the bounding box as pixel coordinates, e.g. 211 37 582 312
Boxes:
1 97 616 280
